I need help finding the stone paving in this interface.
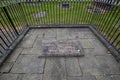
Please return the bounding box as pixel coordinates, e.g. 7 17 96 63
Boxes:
0 28 120 80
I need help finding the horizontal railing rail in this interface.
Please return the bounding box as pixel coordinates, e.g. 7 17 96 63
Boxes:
0 0 120 60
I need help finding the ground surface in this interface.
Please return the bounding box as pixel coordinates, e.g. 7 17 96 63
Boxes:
0 28 120 80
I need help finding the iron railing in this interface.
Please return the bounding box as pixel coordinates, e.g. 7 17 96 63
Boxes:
0 0 120 59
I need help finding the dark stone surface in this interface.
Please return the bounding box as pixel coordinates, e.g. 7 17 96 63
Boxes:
41 40 84 57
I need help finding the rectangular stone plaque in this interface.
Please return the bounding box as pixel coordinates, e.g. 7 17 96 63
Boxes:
41 40 84 57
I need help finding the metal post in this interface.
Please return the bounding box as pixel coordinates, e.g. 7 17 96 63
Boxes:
3 7 19 35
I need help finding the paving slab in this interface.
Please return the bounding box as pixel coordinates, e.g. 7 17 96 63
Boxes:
21 48 42 55
18 74 43 80
95 55 120 75
43 74 66 80
44 57 66 79
33 38 42 48
65 58 82 77
68 28 96 39
78 56 101 75
91 39 109 55
11 55 45 73
96 75 120 80
112 75 120 80
28 29 44 36
6 48 23 62
67 75 97 80
56 29 70 40
0 62 13 73
83 48 109 57
18 34 37 48
95 75 113 80
0 74 18 80
78 39 94 49
44 29 57 38
78 31 96 39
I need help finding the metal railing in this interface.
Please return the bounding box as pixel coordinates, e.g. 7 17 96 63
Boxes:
0 0 120 59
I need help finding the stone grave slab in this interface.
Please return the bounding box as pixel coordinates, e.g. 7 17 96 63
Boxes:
40 40 84 57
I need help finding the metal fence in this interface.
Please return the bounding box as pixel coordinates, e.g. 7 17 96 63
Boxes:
0 0 120 59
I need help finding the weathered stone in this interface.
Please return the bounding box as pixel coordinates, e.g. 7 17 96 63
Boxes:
0 74 18 80
41 40 84 57
112 75 120 80
95 55 120 74
28 29 44 36
95 75 113 80
67 75 97 80
79 31 96 39
33 38 42 48
18 34 37 48
0 63 13 73
83 48 108 57
44 58 66 79
21 48 42 55
6 48 23 62
68 28 95 39
78 56 101 75
79 39 94 49
91 39 109 56
11 55 45 73
65 58 82 76
18 74 43 80
43 74 66 80
56 29 69 40
44 29 57 38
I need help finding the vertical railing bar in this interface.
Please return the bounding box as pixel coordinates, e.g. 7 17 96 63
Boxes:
27 2 33 25
2 7 19 35
0 28 11 44
0 50 4 55
94 0 104 29
36 0 39 25
7 5 22 33
14 4 24 31
78 0 81 24
59 1 60 24
19 3 28 27
36 0 40 25
38 1 42 25
0 11 16 39
100 1 116 32
97 0 111 30
8 1 22 32
0 44 7 52
84 0 87 23
73 0 75 24
112 33 120 44
115 40 120 47
22 2 30 25
0 20 14 41
106 13 120 38
102 6 119 34
45 0 47 24
43 0 45 24
0 36 9 48
110 24 120 41
40 1 44 24
31 1 36 25
96 0 105 29
53 0 55 24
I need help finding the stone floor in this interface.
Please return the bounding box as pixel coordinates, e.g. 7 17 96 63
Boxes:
0 28 120 80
